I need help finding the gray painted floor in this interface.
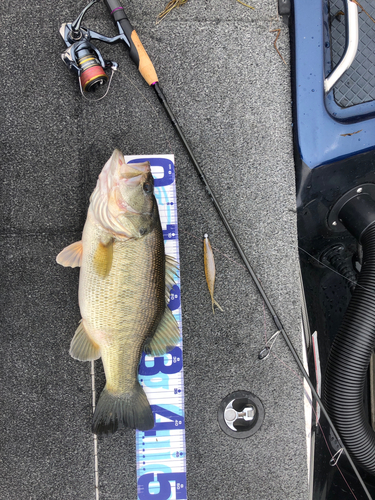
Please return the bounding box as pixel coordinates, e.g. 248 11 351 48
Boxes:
1 1 308 499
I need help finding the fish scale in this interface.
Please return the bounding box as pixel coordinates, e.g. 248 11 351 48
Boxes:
82 228 163 328
123 155 188 500
93 237 163 394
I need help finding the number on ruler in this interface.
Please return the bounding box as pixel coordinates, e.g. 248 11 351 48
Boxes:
168 285 181 310
139 347 183 376
138 472 187 500
144 405 184 436
129 157 175 187
163 224 178 240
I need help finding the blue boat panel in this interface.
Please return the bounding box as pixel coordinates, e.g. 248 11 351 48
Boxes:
293 0 375 169
293 1 375 498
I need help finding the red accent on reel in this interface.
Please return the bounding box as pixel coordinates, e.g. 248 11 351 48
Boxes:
80 65 108 92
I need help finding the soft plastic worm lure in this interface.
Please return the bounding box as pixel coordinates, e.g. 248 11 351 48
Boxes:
204 234 223 314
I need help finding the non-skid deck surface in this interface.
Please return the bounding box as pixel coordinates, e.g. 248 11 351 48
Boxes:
1 1 308 499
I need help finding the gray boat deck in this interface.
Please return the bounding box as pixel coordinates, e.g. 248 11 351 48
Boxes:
1 1 308 498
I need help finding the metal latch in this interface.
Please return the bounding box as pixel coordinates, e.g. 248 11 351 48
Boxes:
224 402 255 431
218 390 264 439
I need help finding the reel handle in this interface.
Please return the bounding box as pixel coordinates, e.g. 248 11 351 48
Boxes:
103 0 158 85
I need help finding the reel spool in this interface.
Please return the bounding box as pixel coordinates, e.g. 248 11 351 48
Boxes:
75 45 108 92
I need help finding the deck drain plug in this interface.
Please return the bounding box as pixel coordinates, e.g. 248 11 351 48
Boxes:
218 390 264 439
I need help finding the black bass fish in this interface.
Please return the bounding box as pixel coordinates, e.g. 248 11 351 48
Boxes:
57 149 180 434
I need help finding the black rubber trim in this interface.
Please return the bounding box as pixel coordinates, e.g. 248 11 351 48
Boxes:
324 223 375 474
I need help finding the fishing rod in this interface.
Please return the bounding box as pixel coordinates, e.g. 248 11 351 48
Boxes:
59 1 372 497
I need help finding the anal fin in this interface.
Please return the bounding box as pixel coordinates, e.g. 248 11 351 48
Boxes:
70 320 101 361
144 307 180 357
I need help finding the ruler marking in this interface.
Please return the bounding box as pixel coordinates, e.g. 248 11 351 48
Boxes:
125 155 187 500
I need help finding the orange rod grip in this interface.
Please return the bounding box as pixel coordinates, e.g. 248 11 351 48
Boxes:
131 30 158 85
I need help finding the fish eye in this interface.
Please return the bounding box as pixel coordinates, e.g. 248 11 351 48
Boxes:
143 182 153 194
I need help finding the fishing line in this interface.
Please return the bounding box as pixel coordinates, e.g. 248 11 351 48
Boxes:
262 310 359 500
262 316 360 500
115 68 176 164
218 229 372 498
305 390 359 499
91 361 100 500
79 65 117 101
184 228 369 495
297 245 363 290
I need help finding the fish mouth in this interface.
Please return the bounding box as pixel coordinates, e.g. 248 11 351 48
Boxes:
91 150 155 237
118 160 151 191
111 150 150 180
98 150 152 197
119 162 151 185
111 150 151 187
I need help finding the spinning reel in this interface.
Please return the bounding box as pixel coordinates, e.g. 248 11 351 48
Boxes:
60 0 158 97
60 0 127 93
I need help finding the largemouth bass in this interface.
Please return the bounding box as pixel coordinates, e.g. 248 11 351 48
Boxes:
57 150 180 434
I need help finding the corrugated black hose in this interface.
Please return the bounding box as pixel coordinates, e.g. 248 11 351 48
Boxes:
324 221 375 474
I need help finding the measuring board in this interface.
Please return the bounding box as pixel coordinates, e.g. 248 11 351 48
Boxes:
125 155 187 500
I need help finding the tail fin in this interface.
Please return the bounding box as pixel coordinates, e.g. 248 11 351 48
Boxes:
92 384 154 434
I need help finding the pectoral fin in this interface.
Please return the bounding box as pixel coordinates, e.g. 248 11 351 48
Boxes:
93 239 113 277
144 307 180 357
56 241 83 268
70 320 101 361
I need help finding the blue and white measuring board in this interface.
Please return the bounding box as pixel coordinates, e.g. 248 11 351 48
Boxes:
125 155 187 500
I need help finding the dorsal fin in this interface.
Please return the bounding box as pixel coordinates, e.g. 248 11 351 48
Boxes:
166 254 179 275
165 254 179 300
144 307 180 357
